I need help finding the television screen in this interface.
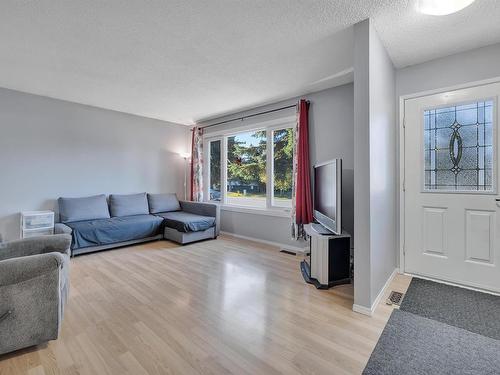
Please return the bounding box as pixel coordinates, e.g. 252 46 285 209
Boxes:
314 159 342 234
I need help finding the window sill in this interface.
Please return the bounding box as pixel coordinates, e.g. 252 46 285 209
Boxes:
217 204 291 218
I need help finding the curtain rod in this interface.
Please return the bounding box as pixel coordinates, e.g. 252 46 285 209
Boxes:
194 101 309 130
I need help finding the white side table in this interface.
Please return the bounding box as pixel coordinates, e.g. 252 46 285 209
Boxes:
20 211 55 239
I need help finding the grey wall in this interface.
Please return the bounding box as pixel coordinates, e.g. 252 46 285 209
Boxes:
397 42 500 97
202 83 354 249
351 30 500 311
353 19 372 309
353 19 397 311
0 88 190 240
368 21 397 305
220 211 297 247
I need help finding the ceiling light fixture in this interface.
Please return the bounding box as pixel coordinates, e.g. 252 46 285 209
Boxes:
416 0 476 15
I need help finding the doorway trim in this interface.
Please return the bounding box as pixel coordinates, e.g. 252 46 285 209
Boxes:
399 76 500 274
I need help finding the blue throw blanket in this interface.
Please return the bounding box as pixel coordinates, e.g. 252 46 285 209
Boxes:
66 214 163 249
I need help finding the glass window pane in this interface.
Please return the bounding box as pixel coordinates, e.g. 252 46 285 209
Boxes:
424 100 494 192
273 128 294 208
435 110 455 128
436 127 453 148
456 107 478 125
226 130 267 207
459 125 478 147
209 140 221 201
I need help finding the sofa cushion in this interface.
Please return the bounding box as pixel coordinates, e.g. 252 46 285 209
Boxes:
156 211 216 233
147 193 181 214
109 193 149 217
58 194 110 223
65 214 163 249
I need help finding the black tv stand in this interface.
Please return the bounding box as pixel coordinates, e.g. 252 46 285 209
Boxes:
301 224 351 289
311 222 334 235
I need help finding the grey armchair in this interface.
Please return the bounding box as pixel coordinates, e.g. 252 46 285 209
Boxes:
0 234 71 355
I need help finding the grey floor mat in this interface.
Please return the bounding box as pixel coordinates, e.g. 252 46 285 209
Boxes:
400 278 500 340
363 310 500 375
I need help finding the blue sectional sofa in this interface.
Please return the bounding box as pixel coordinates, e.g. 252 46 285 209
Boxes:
54 193 219 256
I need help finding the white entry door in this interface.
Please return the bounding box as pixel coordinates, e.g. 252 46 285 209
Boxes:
404 82 500 293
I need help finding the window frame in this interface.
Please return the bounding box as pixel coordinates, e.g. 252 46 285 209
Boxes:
270 127 295 209
203 116 296 214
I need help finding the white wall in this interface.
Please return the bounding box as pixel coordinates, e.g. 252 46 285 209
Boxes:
395 42 500 266
0 88 190 240
353 19 397 312
201 84 354 249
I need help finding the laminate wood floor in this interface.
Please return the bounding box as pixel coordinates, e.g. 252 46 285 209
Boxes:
0 235 411 375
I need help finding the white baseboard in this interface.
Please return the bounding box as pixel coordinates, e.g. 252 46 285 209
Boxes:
220 231 307 253
352 304 373 316
352 267 399 316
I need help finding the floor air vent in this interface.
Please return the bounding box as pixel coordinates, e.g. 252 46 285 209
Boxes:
280 249 297 256
386 291 404 307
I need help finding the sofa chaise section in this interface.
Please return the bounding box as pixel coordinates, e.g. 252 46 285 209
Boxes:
149 194 220 245
158 211 216 233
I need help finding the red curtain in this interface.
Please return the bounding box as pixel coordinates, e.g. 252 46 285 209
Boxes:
295 99 313 225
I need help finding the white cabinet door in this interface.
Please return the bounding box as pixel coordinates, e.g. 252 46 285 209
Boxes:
404 82 500 292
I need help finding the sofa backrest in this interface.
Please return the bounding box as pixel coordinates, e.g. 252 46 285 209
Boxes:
109 192 149 217
58 194 110 223
147 193 181 214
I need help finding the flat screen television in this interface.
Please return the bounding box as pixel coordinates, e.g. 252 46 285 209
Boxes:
313 159 342 235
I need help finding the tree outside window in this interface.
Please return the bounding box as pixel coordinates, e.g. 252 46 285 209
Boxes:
227 130 267 207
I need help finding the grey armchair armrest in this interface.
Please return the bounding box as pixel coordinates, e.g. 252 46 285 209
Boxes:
54 222 73 235
0 234 71 261
0 235 71 355
180 201 220 235
0 252 66 286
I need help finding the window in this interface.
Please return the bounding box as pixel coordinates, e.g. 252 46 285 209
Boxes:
209 140 221 201
424 100 494 191
272 128 294 207
227 130 267 208
205 120 295 211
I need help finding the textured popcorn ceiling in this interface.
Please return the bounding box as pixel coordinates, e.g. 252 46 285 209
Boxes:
0 0 499 124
